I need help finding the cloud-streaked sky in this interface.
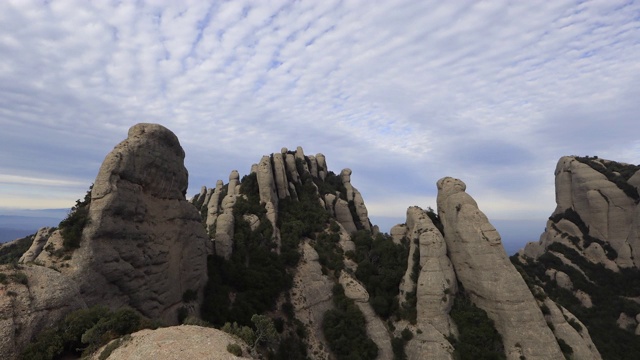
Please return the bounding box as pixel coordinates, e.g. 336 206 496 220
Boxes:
1 0 639 247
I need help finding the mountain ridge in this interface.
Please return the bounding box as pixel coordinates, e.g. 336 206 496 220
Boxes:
1 124 637 359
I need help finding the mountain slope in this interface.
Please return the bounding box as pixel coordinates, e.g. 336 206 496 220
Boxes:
513 155 640 360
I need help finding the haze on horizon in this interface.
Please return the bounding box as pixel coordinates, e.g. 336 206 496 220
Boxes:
0 1 638 251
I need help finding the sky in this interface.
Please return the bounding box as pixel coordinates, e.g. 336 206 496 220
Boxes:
1 0 639 251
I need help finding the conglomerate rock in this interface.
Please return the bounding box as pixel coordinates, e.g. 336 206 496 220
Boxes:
67 123 209 323
437 176 564 359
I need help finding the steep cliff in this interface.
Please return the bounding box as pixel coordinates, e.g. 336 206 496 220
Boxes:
1 124 210 359
514 155 640 360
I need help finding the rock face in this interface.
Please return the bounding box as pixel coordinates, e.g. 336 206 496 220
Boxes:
68 123 208 323
190 146 373 258
535 156 640 268
514 156 640 359
18 227 55 263
11 139 630 360
291 242 334 360
0 265 86 359
437 177 565 359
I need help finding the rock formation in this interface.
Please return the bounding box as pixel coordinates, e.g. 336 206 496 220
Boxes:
524 156 640 269
0 264 86 359
7 130 633 360
437 176 565 359
190 146 373 259
291 242 334 359
63 123 208 323
90 325 254 359
514 155 640 359
18 227 55 263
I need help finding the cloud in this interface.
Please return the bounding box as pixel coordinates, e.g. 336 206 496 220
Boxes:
0 0 639 251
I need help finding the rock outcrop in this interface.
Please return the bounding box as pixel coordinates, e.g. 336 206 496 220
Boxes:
291 242 334 360
0 265 86 359
437 176 565 359
190 146 373 259
514 155 640 359
10 133 633 360
18 227 55 263
525 156 640 269
90 325 254 359
62 123 208 323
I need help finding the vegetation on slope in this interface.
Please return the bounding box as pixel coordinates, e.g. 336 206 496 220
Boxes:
323 284 379 360
59 186 92 250
574 156 640 202
448 285 505 360
0 234 35 265
21 306 154 360
201 165 336 359
349 229 408 319
512 245 640 360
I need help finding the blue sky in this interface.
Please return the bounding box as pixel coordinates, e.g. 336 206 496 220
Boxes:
1 0 639 250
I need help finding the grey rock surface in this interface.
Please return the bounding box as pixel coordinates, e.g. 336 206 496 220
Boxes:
437 176 564 360
68 123 209 324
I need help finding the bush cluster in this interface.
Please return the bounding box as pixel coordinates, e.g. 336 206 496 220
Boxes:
21 306 150 359
448 287 505 360
0 234 35 265
351 230 408 319
59 186 93 250
323 284 378 359
512 247 640 360
549 208 617 259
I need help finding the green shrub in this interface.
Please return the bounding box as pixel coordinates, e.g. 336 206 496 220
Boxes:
557 338 573 356
98 335 131 360
511 247 640 360
322 284 378 360
20 305 147 359
352 230 408 319
177 306 189 324
0 234 35 265
59 186 92 250
226 343 243 356
449 287 505 360
0 272 7 284
391 336 407 360
11 271 28 285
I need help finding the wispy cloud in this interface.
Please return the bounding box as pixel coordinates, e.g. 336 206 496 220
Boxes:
1 0 639 240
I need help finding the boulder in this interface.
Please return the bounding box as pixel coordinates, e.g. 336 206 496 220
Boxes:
257 155 277 207
339 272 393 360
205 180 224 230
285 154 299 184
19 227 55 263
334 198 357 234
340 168 371 231
542 298 601 360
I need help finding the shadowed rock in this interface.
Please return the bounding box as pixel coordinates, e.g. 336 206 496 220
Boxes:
68 123 208 324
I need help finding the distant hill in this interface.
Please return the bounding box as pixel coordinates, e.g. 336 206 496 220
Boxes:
0 210 67 243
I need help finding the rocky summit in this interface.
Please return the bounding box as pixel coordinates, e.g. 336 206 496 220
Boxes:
1 125 638 360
